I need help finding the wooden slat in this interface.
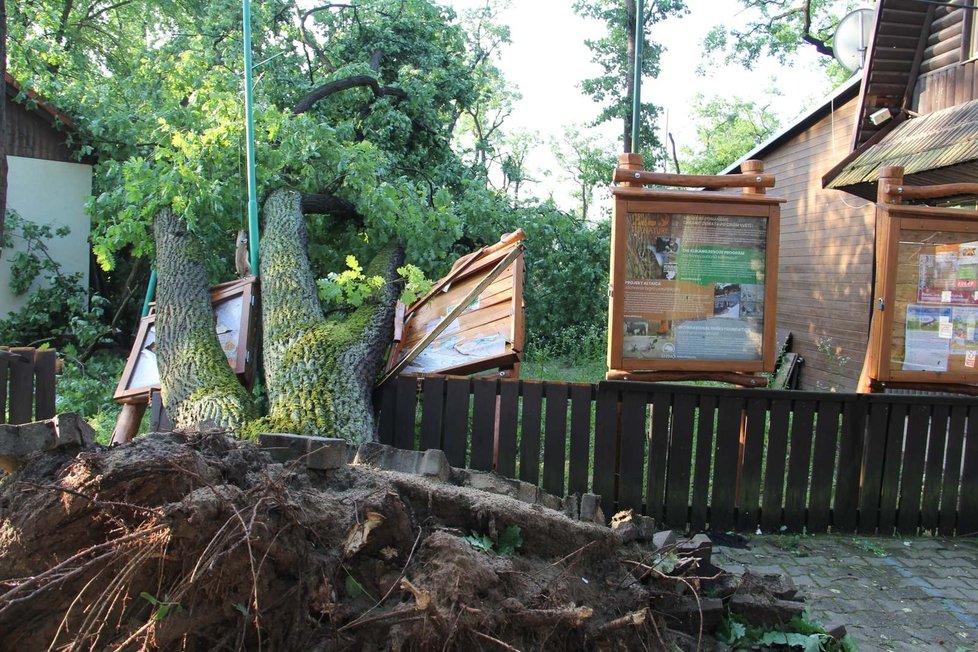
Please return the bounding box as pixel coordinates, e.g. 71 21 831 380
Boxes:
645 391 671 523
761 398 791 533
834 401 867 533
878 403 909 535
783 400 815 533
519 382 543 484
8 347 35 424
940 405 967 535
897 403 932 535
808 400 842 533
858 401 891 533
568 384 593 496
618 390 647 513
542 382 569 496
690 395 717 532
376 379 397 445
737 397 768 532
495 379 520 477
443 378 471 467
33 349 57 420
956 404 978 535
593 385 620 517
470 378 497 471
665 393 696 529
419 376 446 451
0 348 9 425
920 404 950 532
710 396 743 532
393 375 418 451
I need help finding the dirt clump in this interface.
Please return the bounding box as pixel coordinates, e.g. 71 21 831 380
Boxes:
0 430 766 650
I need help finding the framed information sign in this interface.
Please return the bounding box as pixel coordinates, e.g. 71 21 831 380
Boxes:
607 155 783 384
860 166 978 393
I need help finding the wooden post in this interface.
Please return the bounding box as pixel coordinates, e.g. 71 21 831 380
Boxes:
111 401 147 445
877 166 905 204
617 153 644 187
741 160 765 195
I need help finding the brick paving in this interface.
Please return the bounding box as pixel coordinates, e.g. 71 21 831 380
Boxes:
715 535 978 651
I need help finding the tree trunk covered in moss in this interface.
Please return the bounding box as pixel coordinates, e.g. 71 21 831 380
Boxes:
258 189 403 442
154 208 252 430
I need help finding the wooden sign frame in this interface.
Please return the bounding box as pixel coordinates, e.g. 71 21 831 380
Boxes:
607 155 783 385
114 276 260 403
385 231 526 379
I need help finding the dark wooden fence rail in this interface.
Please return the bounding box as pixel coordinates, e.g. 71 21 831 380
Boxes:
376 376 978 536
0 347 58 425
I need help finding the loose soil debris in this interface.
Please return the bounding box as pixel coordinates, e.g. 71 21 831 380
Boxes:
0 430 810 650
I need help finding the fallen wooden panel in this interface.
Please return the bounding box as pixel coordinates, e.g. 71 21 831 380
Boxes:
386 231 525 378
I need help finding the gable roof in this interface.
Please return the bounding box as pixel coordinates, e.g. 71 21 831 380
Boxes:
5 73 77 131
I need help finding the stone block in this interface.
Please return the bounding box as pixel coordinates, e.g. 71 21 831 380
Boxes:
259 433 347 470
580 494 606 525
0 413 95 473
660 596 724 634
563 494 580 520
352 442 450 481
677 533 713 565
465 470 520 497
652 529 678 551
825 622 848 641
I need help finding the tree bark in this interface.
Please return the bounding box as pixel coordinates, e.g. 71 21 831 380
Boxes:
624 0 636 154
294 75 407 115
153 208 251 430
258 189 403 442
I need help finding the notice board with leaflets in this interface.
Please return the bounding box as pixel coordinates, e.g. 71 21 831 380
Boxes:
607 155 783 384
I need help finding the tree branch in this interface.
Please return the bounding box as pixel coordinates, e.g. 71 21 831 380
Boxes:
293 75 406 114
300 192 361 222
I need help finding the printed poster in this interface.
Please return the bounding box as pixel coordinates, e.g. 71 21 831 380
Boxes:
622 212 766 361
903 305 951 371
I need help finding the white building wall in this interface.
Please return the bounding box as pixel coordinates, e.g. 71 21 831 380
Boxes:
1 155 93 319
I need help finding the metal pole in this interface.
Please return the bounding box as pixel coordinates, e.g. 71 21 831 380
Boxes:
242 0 260 274
630 0 644 154
141 269 157 318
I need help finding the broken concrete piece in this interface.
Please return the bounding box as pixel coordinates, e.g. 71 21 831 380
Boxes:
580 493 605 525
652 529 678 550
0 413 96 473
258 433 347 470
353 442 450 481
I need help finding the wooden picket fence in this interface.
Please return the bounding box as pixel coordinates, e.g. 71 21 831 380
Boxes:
0 347 58 425
376 376 978 536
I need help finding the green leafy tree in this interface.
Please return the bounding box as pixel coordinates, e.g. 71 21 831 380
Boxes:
703 0 856 83
679 93 779 175
551 126 617 221
573 0 687 161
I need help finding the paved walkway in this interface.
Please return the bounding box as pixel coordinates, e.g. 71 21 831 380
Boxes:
715 535 978 651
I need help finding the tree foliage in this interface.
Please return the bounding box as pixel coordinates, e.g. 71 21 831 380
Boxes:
679 93 779 175
703 0 857 80
574 0 687 161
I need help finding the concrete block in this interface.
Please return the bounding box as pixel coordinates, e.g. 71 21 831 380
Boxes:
677 533 713 565
563 494 580 520
580 494 606 525
0 413 95 473
652 529 678 550
352 442 450 481
258 433 346 470
729 593 805 628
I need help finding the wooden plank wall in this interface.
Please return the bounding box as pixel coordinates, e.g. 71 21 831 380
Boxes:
377 376 978 536
0 347 58 425
5 91 76 163
914 6 978 114
756 94 875 391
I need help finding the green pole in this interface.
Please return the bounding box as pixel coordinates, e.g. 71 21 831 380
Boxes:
141 269 157 318
630 0 644 154
243 0 260 274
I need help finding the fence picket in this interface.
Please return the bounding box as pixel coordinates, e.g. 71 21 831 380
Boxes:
957 405 978 535
665 393 696 529
33 349 57 421
761 398 790 533
393 375 418 451
645 391 671 523
543 382 569 496
0 348 9 425
940 405 968 535
920 404 949 532
419 377 446 451
618 390 647 514
519 381 543 484
783 400 815 533
897 403 931 535
834 401 866 532
690 395 717 532
496 380 520 477
593 384 619 517
470 378 497 471
568 384 593 496
808 400 842 533
443 378 471 467
859 401 891 533
878 402 909 534
737 396 767 532
8 348 35 425
710 396 743 531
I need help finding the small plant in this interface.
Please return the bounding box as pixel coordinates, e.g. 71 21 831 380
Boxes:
717 613 858 651
462 525 522 555
317 257 432 309
814 336 852 392
769 534 811 558
849 538 887 557
140 592 182 622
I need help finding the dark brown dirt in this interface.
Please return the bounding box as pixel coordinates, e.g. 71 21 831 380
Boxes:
0 430 733 651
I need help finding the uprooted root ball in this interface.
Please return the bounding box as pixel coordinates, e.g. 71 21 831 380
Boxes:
0 431 725 651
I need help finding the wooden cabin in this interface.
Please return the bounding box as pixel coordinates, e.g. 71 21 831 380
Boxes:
725 0 978 391
1 74 93 318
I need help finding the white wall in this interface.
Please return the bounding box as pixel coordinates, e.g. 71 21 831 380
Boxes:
1 155 93 319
